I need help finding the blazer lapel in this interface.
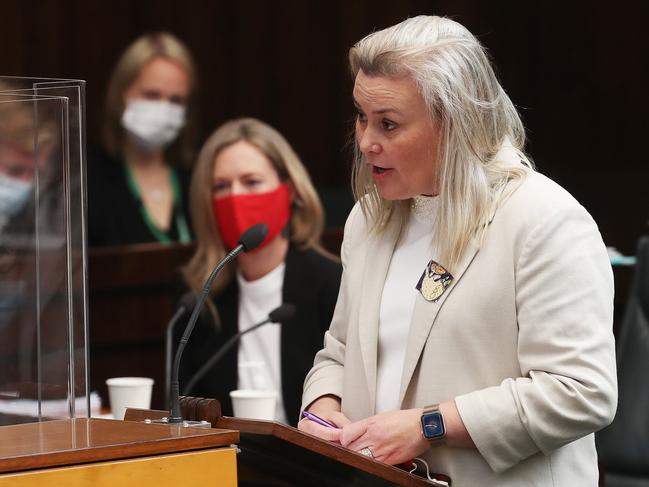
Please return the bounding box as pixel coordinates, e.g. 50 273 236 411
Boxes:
398 238 481 406
358 222 400 412
395 150 518 406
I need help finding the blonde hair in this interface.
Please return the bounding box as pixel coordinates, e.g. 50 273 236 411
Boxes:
349 15 533 272
102 32 197 166
0 81 56 157
183 117 328 295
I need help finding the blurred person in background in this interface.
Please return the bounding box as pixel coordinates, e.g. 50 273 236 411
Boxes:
0 85 54 233
0 82 80 406
87 32 198 246
178 118 342 425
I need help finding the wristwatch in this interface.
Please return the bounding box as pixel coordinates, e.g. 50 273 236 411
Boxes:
421 404 446 441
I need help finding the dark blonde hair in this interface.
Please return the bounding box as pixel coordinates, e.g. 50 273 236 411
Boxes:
183 117 328 295
102 32 198 167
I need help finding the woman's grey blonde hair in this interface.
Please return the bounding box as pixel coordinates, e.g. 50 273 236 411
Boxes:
102 32 198 167
183 117 328 295
349 15 533 272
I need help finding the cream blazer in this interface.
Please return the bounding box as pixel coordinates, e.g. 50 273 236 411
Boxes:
302 163 617 486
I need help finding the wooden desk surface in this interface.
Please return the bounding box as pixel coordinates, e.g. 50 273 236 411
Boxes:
0 418 238 474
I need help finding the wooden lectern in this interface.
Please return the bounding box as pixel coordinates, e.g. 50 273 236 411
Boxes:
0 417 238 486
125 397 452 487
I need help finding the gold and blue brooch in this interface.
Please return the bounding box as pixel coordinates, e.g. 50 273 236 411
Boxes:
416 259 453 302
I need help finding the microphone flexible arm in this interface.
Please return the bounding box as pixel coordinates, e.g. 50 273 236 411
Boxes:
165 305 189 409
168 244 243 422
182 318 271 396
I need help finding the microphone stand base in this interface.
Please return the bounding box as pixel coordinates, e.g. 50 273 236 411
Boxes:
143 417 212 429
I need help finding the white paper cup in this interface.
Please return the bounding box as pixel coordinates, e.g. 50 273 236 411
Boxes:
106 377 154 420
230 389 277 420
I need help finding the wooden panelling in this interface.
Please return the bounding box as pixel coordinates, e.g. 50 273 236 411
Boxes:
0 1 646 251
88 243 194 409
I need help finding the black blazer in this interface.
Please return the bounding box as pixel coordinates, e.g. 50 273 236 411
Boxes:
178 247 342 425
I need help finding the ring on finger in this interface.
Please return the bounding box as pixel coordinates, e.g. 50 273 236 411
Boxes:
359 447 374 459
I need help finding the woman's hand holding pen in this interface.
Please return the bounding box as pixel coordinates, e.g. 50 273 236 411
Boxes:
298 394 351 443
340 408 429 465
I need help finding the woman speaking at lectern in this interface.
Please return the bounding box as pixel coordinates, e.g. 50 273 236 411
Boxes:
299 16 617 486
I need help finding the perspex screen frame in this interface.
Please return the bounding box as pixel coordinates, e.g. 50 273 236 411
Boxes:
0 76 89 425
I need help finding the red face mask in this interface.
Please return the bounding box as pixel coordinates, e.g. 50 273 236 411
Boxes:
212 183 292 251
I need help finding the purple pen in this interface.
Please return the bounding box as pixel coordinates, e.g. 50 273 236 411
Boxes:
302 410 338 428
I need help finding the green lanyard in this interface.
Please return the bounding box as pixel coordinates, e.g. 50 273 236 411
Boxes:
123 160 191 244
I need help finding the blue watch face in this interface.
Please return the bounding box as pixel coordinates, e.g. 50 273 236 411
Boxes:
421 411 445 439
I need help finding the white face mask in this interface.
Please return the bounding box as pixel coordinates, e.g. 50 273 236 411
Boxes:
121 99 186 152
0 174 33 219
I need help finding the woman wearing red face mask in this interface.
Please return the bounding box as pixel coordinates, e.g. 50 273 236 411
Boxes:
178 118 342 424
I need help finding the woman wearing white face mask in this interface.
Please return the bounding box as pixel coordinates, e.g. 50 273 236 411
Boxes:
87 32 197 246
0 83 55 234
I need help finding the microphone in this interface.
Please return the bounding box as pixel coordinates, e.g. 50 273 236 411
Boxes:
164 293 197 409
168 223 268 423
165 293 225 407
182 303 296 396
